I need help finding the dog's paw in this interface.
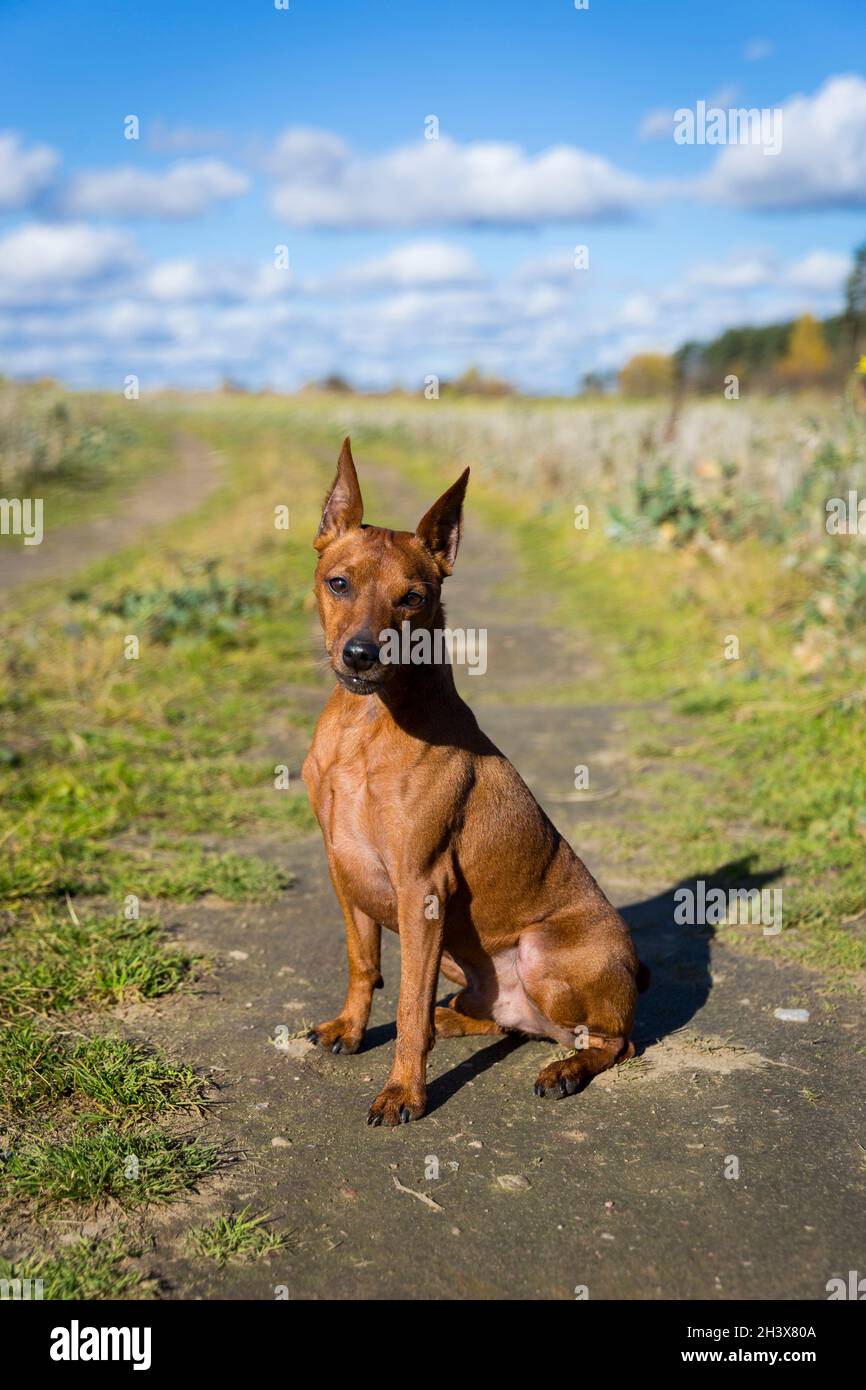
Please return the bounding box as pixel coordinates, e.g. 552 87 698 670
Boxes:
533 1055 587 1099
433 1004 471 1038
366 1082 426 1127
306 1017 363 1055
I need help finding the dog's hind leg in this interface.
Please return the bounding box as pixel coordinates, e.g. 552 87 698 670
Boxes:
533 1032 634 1096
439 950 468 989
516 923 638 1098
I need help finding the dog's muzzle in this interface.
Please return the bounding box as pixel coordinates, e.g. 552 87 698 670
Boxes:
336 634 386 694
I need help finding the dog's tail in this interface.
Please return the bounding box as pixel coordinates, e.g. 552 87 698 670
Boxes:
636 961 651 993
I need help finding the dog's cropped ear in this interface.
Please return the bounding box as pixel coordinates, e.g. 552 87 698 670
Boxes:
314 437 364 552
415 467 470 575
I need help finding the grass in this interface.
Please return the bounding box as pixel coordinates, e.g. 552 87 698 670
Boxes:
0 395 328 1286
0 380 177 526
0 1021 204 1119
189 1207 288 1265
0 1235 155 1300
502 492 866 973
0 903 195 1020
0 1124 221 1207
131 847 294 902
0 396 323 917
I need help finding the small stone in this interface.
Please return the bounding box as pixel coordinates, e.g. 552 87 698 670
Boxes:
495 1174 530 1192
271 1136 292 1148
228 950 249 961
774 1008 810 1022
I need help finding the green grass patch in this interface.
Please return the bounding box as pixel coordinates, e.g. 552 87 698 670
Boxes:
0 904 194 1020
0 1022 204 1119
98 560 278 645
129 847 294 902
0 1234 155 1300
617 693 866 973
0 399 325 917
0 382 177 527
189 1207 288 1265
1 1124 221 1208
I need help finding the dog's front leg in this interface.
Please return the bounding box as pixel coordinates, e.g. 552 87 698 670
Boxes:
367 882 445 1126
308 899 381 1056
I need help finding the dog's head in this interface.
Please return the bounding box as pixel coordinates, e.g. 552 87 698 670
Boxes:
312 438 469 695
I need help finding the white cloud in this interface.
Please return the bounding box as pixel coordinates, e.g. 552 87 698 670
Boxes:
648 248 850 309
702 74 866 210
0 232 851 394
684 253 778 292
143 257 297 303
783 249 851 293
65 158 250 218
0 223 137 304
607 247 850 363
145 259 245 303
267 126 351 179
0 132 59 211
326 241 481 290
618 293 658 329
269 129 645 227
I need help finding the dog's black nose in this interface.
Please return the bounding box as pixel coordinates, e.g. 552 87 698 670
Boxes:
343 635 380 672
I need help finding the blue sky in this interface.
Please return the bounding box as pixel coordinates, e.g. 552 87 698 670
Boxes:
1 0 865 391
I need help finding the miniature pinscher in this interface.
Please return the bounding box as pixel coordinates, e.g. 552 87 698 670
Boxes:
303 440 648 1125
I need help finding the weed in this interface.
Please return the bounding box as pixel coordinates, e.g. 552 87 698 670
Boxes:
189 1207 288 1265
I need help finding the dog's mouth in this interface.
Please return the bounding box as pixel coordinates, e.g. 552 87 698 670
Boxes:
334 668 387 695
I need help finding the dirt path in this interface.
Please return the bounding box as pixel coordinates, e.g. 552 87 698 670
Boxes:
0 434 222 600
100 459 866 1299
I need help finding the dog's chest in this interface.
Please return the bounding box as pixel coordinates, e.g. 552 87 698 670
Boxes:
317 756 401 926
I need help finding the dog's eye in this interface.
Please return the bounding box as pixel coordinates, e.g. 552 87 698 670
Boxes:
327 576 349 595
400 590 425 608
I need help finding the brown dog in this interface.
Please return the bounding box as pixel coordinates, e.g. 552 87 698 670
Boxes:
302 439 648 1125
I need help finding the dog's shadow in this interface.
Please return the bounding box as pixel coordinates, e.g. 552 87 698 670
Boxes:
362 857 784 1112
625 857 783 1053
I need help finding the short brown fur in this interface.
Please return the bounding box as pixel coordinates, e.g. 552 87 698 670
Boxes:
302 439 648 1125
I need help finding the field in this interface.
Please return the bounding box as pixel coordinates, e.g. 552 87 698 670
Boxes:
1 383 864 1299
